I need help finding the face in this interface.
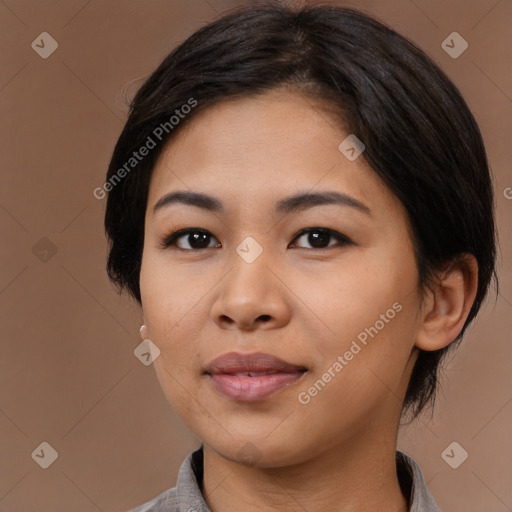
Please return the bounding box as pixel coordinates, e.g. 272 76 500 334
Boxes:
139 88 423 467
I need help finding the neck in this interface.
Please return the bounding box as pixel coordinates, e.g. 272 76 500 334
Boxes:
201 429 409 512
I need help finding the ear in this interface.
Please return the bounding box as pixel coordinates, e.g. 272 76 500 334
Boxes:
415 254 478 351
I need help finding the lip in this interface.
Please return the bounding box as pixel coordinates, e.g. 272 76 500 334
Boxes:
205 351 306 374
205 351 307 402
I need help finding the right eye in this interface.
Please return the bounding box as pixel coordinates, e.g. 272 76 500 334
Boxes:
160 228 221 250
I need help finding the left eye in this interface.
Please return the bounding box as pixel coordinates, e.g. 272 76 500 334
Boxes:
289 228 352 249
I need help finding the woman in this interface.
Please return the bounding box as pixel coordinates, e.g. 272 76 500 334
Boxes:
104 3 498 511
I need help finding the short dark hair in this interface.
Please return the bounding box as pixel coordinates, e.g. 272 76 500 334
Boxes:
104 3 498 420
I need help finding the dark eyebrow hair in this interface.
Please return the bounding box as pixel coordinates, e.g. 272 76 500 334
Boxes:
275 190 371 216
153 190 371 216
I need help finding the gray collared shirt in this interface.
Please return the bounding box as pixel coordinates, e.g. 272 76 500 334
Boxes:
129 447 441 511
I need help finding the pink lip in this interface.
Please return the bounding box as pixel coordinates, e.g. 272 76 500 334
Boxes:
209 372 306 401
205 351 306 374
204 351 307 402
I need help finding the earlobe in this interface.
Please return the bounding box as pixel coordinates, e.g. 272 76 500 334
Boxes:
415 254 478 352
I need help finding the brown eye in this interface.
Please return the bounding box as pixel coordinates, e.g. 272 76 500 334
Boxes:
161 228 221 250
290 228 352 249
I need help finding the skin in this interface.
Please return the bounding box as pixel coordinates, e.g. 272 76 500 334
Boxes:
139 88 478 512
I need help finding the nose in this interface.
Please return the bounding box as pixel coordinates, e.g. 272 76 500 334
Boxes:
210 248 292 332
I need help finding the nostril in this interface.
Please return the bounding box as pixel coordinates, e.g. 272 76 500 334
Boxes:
220 315 234 324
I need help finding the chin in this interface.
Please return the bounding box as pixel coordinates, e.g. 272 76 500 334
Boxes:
202 430 315 468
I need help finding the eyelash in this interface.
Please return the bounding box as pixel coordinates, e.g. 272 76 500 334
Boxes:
159 227 353 251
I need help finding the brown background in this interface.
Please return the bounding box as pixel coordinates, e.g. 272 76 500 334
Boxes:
0 0 511 511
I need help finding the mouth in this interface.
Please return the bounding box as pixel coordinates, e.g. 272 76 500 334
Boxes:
204 352 307 402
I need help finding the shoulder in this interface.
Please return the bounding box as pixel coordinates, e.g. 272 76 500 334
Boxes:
127 486 178 512
127 446 206 512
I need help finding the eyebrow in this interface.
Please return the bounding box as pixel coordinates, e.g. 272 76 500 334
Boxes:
153 190 371 216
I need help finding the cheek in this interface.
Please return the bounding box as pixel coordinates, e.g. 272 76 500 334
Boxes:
140 259 197 405
140 249 212 356
287 251 420 401
288 253 414 338
140 249 200 334
292 306 418 442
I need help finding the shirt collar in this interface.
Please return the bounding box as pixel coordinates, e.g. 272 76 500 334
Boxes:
175 446 441 512
396 450 441 511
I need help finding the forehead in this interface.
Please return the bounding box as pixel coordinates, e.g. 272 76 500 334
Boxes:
147 89 402 220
